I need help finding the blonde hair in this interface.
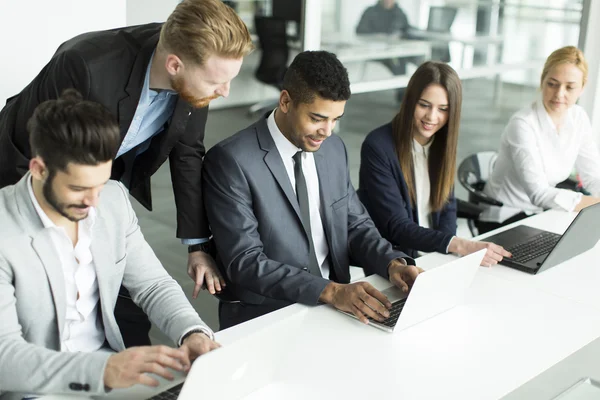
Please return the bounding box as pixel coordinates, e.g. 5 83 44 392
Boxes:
159 0 254 66
541 46 588 87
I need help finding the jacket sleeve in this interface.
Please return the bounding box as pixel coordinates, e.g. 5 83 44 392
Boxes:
360 138 453 254
356 8 377 34
115 182 212 342
437 189 458 236
342 143 415 279
169 105 210 239
0 49 92 187
202 144 330 305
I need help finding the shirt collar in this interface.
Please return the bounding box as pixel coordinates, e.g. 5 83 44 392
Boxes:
535 97 576 134
412 137 434 157
144 51 177 102
267 109 302 160
27 176 96 230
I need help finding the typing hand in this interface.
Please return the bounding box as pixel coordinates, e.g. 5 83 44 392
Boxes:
319 281 391 324
103 345 190 389
187 251 226 297
388 259 423 292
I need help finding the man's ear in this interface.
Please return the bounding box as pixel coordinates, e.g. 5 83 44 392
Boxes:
279 90 292 113
29 157 47 181
165 54 184 76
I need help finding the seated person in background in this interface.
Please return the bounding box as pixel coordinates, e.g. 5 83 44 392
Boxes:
0 90 220 399
483 46 600 231
356 0 421 101
358 61 510 267
203 51 422 330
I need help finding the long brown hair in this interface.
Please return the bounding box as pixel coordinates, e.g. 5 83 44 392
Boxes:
391 61 462 212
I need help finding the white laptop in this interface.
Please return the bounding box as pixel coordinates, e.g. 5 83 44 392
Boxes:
127 311 315 400
338 249 485 332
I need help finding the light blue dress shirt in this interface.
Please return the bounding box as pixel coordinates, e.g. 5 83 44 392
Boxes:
116 53 207 245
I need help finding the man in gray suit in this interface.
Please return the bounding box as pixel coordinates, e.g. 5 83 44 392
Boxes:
203 51 422 329
0 90 220 399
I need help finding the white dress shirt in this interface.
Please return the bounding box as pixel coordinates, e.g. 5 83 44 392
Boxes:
267 110 331 278
412 138 432 229
27 178 105 353
483 99 600 221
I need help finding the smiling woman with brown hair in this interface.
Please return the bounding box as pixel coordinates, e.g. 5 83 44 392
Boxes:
359 61 509 266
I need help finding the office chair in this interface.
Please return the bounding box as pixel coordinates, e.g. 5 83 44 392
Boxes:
248 16 289 117
427 6 458 62
457 151 503 236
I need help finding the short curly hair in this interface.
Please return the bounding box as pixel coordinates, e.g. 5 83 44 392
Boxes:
282 51 351 104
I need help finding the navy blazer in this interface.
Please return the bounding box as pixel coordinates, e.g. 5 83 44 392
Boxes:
358 123 457 259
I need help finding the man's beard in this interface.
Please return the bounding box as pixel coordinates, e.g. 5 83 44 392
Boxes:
171 75 219 108
43 173 89 222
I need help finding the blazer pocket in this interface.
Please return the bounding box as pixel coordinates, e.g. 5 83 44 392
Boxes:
331 193 349 210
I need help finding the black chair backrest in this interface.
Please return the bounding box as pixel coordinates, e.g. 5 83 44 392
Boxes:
457 151 503 207
254 16 289 88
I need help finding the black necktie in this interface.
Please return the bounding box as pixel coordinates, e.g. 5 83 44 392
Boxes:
293 151 322 277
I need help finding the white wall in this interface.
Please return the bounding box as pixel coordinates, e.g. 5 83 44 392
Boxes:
0 0 126 104
126 0 179 26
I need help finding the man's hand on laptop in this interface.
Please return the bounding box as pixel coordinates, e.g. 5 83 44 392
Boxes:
319 281 392 324
388 258 423 293
103 345 191 389
448 238 511 267
180 331 222 362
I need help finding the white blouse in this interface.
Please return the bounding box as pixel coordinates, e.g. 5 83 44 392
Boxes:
483 99 600 220
413 138 433 229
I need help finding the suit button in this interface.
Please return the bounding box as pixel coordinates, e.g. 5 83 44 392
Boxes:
69 383 82 391
83 384 91 392
302 267 308 271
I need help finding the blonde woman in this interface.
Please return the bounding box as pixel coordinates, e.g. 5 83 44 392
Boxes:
484 46 600 226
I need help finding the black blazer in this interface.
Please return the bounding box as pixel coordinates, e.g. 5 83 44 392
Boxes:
358 123 457 259
0 24 209 239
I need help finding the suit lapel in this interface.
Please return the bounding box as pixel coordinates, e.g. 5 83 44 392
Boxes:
116 34 160 138
31 231 67 340
256 118 303 222
14 174 67 340
89 215 125 350
313 151 333 231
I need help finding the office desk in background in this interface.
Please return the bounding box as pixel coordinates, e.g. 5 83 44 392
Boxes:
36 210 600 400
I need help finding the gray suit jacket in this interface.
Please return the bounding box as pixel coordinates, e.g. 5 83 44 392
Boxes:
0 175 210 400
203 112 413 310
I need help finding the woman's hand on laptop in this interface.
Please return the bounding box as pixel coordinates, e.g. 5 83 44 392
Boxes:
180 332 222 363
103 345 191 389
388 259 423 293
448 238 511 267
319 281 392 324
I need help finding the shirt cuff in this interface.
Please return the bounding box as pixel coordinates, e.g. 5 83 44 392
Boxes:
178 325 215 346
553 191 583 212
446 236 456 254
181 238 211 245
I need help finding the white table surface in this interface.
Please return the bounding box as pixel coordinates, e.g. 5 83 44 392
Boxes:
36 210 600 400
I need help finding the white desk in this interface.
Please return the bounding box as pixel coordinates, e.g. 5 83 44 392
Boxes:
35 210 600 400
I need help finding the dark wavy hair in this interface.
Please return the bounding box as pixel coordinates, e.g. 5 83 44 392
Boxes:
27 89 120 173
282 50 351 104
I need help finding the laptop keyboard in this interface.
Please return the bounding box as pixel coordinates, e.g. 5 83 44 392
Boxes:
505 232 561 264
368 298 407 328
148 382 184 400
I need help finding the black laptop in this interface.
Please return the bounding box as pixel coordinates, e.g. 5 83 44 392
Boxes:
483 203 600 274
